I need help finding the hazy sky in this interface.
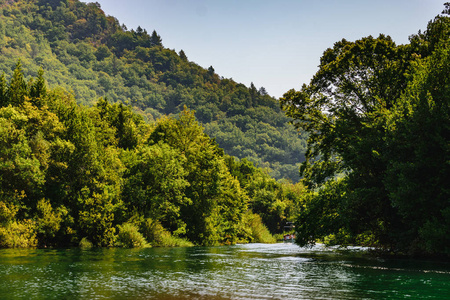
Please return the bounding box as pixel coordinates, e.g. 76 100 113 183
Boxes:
95 0 444 98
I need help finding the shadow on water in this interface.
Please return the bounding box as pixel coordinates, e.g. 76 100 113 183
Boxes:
0 244 449 299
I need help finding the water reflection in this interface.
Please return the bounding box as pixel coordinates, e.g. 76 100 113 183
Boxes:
0 244 449 299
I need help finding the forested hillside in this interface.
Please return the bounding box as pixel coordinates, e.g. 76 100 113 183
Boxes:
0 0 307 181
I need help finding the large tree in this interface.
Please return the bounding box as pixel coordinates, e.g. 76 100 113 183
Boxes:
383 40 450 255
281 8 450 255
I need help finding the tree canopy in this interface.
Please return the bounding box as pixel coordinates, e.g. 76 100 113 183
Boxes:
0 65 303 248
281 7 450 256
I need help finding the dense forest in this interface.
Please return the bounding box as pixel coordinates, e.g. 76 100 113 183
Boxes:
0 0 307 182
0 63 303 247
282 5 450 257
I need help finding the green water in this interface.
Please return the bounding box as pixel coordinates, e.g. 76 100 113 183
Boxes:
0 243 449 299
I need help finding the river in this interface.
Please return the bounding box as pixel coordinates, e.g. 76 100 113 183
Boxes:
0 243 449 299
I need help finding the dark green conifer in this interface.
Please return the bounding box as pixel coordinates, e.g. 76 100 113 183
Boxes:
179 49 188 61
29 68 47 107
8 61 27 107
150 30 162 47
0 73 8 107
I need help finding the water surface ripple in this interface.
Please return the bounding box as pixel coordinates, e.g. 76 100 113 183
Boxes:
0 243 449 299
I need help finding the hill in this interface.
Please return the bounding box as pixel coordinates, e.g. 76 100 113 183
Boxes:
0 0 307 181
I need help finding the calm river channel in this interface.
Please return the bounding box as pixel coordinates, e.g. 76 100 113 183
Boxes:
0 243 449 299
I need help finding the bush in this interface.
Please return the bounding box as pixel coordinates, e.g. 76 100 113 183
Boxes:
79 237 93 249
35 199 66 246
141 218 193 247
0 201 19 223
243 212 276 244
116 223 148 248
0 219 37 248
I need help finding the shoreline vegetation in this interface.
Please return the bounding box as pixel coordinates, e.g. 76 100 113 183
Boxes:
281 4 450 258
0 63 299 249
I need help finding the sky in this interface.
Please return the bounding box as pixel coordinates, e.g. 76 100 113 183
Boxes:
95 0 444 98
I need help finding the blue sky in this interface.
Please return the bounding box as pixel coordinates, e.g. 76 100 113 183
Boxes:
95 0 444 98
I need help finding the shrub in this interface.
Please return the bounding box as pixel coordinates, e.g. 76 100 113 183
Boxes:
35 199 67 246
0 219 37 248
0 201 19 223
116 223 148 248
79 237 93 249
243 212 276 244
141 218 193 247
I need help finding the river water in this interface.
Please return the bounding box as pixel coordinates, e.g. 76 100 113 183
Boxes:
0 243 449 299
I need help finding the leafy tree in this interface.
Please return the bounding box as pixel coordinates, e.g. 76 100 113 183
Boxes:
0 74 8 107
29 68 47 107
8 61 28 107
281 6 450 256
0 64 303 248
148 108 248 245
0 0 311 247
0 106 44 204
122 142 189 235
383 41 450 255
35 198 67 247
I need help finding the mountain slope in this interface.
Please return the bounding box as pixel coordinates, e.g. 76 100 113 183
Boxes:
0 0 306 181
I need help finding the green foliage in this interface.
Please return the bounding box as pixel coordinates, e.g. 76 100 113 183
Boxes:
282 7 450 256
35 198 67 246
141 218 193 247
116 223 148 248
0 0 306 182
383 38 450 255
79 237 93 249
0 219 37 248
147 109 250 245
227 157 303 234
0 106 44 199
0 0 309 247
0 65 305 248
0 189 38 248
241 212 276 244
226 156 304 235
123 142 189 234
77 189 117 247
0 201 19 224
294 179 348 247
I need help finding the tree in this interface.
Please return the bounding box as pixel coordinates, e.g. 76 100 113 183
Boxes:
150 30 162 47
383 41 450 255
29 68 47 108
122 142 189 235
0 0 307 183
0 106 45 206
8 61 28 107
0 74 8 107
280 35 411 247
281 8 450 255
148 108 248 245
179 49 188 61
281 35 411 187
